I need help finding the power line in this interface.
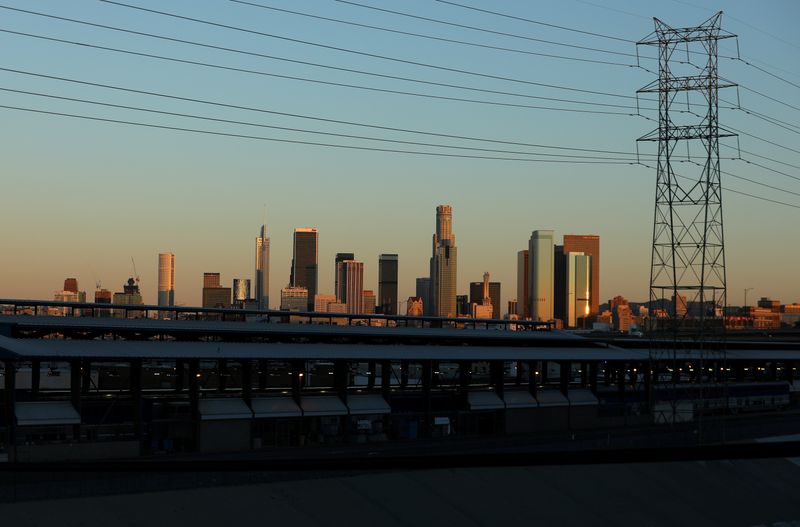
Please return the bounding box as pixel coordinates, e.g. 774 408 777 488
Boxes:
0 103 638 165
0 6 645 111
0 28 637 116
0 85 646 161
435 0 636 43
100 1 637 100
334 0 639 59
0 66 650 157
727 124 800 156
738 83 800 113
229 0 640 69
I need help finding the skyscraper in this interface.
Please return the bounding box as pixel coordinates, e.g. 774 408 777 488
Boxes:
158 252 175 307
233 278 251 303
362 289 376 315
280 286 308 311
553 245 566 323
340 260 364 314
378 254 398 315
290 228 318 311
430 205 457 318
255 224 270 310
517 250 529 319
63 278 79 294
529 230 554 322
562 235 600 315
335 252 354 304
203 272 220 289
416 277 432 316
469 279 501 319
565 252 591 328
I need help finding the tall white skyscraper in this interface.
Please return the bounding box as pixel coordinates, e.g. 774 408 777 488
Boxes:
529 230 554 322
255 224 270 309
430 205 457 318
157 252 175 307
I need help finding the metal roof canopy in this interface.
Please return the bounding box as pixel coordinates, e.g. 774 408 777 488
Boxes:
468 391 506 410
250 397 302 419
15 401 81 426
0 336 647 362
300 396 348 417
503 390 538 409
198 398 253 421
537 390 570 407
346 395 391 415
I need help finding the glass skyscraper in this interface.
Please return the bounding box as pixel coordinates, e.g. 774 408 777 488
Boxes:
290 228 318 311
430 205 457 318
529 230 554 322
255 224 270 310
378 253 398 315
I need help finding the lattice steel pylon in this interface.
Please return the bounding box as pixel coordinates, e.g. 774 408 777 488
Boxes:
636 13 737 433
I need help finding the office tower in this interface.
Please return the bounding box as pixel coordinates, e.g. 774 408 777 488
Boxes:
553 245 566 323
529 230 554 321
456 295 470 316
94 288 112 317
469 278 501 319
508 300 518 316
517 250 529 319
233 279 251 303
565 252 591 328
203 272 220 289
362 289 376 315
378 254 399 315
339 260 364 314
158 252 175 308
112 278 143 318
280 286 308 311
314 293 337 312
255 224 270 310
563 235 600 315
430 205 457 318
416 277 432 316
471 272 494 319
290 228 318 310
335 252 354 303
63 278 79 294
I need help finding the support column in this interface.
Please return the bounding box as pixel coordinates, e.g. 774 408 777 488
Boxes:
787 361 795 383
589 362 598 394
217 359 227 392
130 359 143 442
31 359 40 399
258 360 268 391
559 361 570 397
644 363 653 413
421 360 432 439
604 362 612 386
431 360 440 389
81 359 92 394
617 363 626 403
334 361 348 403
367 361 376 389
188 359 199 451
459 361 471 394
290 360 305 402
515 361 524 386
400 360 409 388
241 360 252 406
526 360 537 398
381 360 391 400
70 359 82 441
580 362 588 387
3 361 16 463
174 360 184 392
490 361 504 400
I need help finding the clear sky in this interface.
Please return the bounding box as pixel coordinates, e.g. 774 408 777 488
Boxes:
1 0 798 309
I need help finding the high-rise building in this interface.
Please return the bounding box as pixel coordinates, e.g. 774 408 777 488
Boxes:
314 293 337 312
456 294 470 316
63 278 79 294
94 288 112 317
203 272 220 289
471 272 494 319
553 245 566 323
565 252 591 328
334 252 354 303
378 254 398 315
517 250 529 318
469 278 501 319
290 228 318 310
280 286 308 311
563 235 600 315
113 278 143 317
362 289 376 315
529 230 554 322
339 260 364 314
430 205 457 318
255 224 270 310
508 300 518 316
233 279 251 303
158 252 175 308
406 297 424 317
416 277 432 316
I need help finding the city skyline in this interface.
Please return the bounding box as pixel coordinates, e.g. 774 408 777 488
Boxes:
0 1 798 311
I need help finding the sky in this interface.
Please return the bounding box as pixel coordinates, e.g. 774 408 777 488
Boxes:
0 0 798 310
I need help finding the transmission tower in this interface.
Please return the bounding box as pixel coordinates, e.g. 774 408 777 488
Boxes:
636 13 737 434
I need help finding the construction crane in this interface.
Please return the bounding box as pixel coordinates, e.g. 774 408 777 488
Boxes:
131 257 140 287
